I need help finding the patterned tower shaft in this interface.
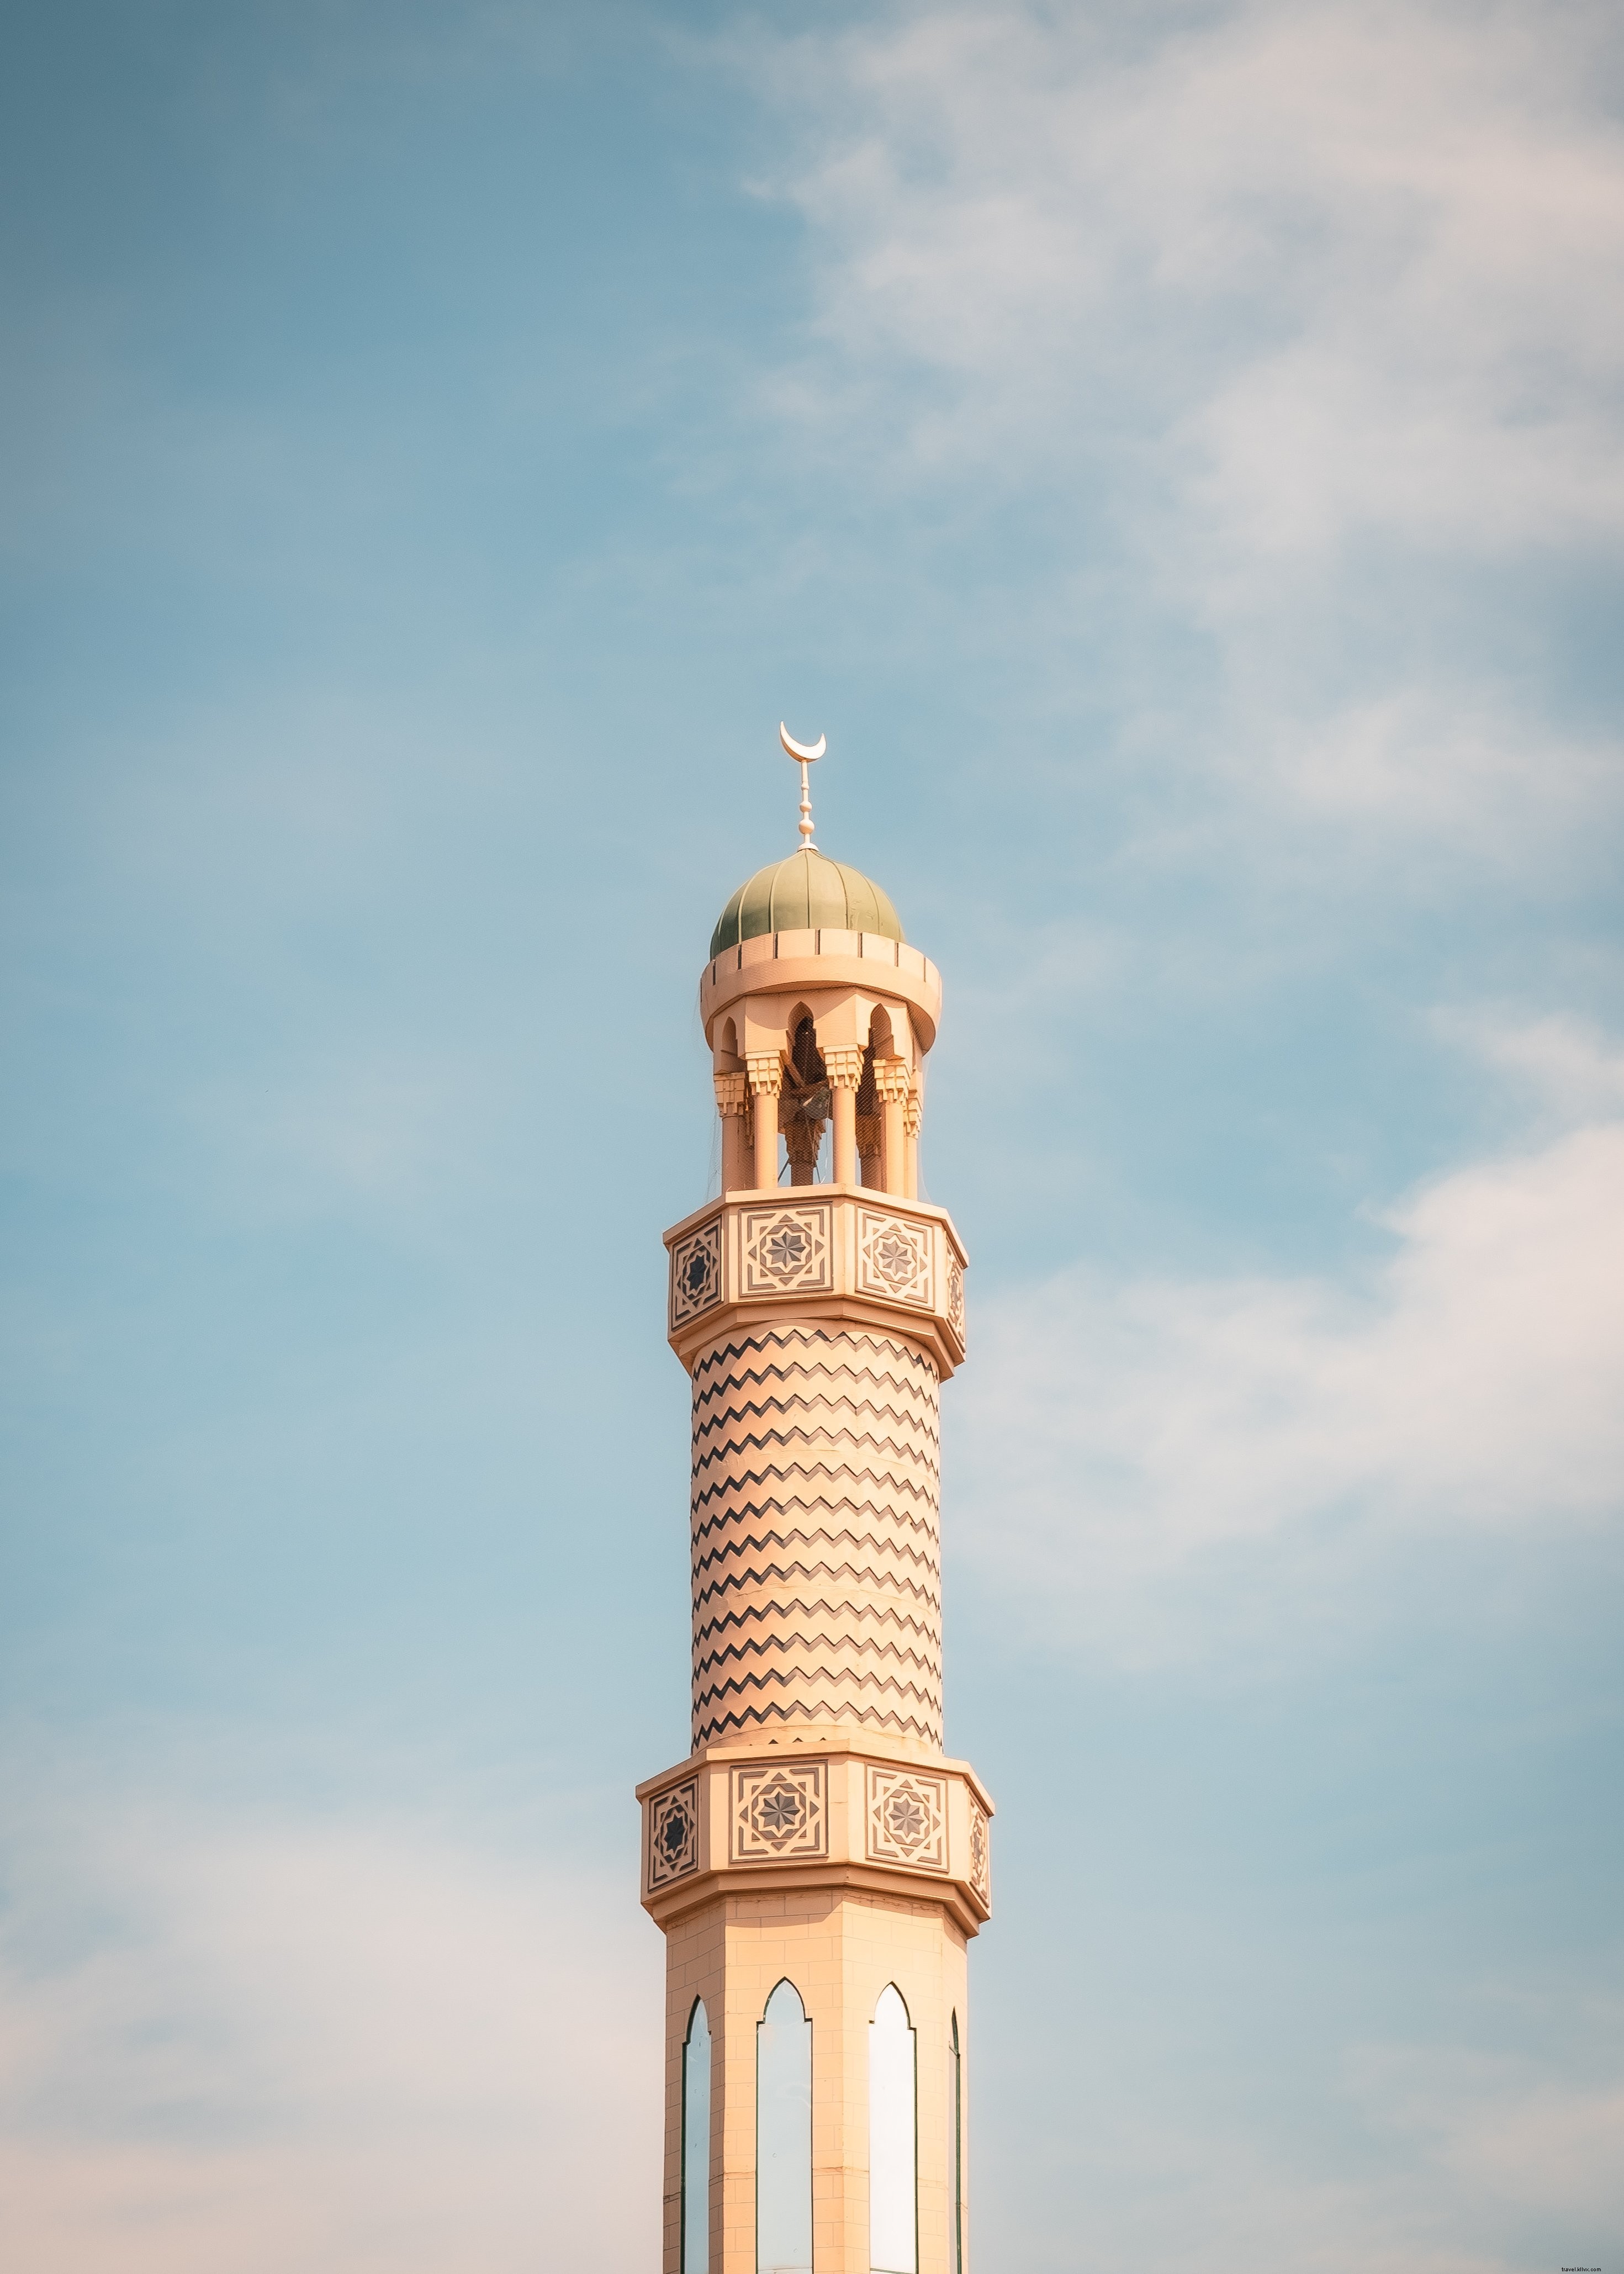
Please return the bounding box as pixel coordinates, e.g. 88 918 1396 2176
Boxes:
690 1325 942 1748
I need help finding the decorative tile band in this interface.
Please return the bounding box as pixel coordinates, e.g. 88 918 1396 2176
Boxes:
969 1799 991 1904
730 1761 828 1863
740 1204 832 1297
866 1767 949 1873
856 1209 933 1310
647 1779 700 1891
946 1256 965 1342
669 1218 723 1329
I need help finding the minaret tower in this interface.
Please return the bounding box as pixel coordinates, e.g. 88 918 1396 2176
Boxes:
637 728 992 2274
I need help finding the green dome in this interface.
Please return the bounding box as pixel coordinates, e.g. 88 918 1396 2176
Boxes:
710 847 904 961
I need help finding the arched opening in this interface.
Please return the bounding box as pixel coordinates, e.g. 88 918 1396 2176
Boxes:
778 1011 829 1186
856 1020 883 1189
757 1979 812 2274
948 2010 964 2274
683 1997 711 2273
869 1984 917 2274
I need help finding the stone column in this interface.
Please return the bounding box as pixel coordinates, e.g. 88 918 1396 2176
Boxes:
713 1072 750 1194
874 1056 911 1198
904 1077 923 1200
822 1045 864 1187
745 1054 782 1189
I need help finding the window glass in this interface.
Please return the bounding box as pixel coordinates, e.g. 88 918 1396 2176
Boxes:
948 2012 963 2274
757 1979 812 2274
683 1999 711 2274
869 1985 917 2274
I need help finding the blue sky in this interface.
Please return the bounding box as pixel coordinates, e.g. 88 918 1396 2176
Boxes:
2 2 1621 2268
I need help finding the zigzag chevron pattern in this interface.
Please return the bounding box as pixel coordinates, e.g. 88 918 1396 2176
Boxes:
690 1325 943 1747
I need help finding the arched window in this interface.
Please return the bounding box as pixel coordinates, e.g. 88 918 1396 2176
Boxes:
757 1979 812 2274
948 2011 964 2274
683 1998 711 2273
869 1985 917 2274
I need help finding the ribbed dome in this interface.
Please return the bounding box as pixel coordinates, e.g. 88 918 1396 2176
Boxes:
709 847 904 961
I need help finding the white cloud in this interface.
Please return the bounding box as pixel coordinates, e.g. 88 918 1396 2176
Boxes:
0 1787 661 2273
764 0 1624 566
954 1108 1624 1653
1248 695 1624 856
748 0 1624 863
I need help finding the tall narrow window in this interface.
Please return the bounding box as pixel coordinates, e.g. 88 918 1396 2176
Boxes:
757 1979 812 2274
948 2012 964 2274
683 1998 711 2274
869 1985 917 2274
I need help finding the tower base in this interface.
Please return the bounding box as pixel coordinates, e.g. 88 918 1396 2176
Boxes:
638 1728 991 2274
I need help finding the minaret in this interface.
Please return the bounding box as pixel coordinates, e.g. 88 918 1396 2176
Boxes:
636 728 992 2274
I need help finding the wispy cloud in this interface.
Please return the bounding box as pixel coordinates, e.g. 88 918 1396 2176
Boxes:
747 0 1624 856
0 1778 660 2273
954 1027 1624 1659
763 0 1624 558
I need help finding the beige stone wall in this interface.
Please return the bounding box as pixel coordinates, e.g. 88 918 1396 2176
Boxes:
690 1324 943 1749
664 1887 971 2274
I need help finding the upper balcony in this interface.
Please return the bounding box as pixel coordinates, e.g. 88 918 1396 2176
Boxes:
663 1184 968 1379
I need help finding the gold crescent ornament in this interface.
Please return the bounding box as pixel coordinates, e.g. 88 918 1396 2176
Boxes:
779 723 826 847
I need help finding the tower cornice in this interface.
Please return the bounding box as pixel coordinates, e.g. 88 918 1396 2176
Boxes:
664 1186 968 1378
701 927 942 1055
636 1728 994 1940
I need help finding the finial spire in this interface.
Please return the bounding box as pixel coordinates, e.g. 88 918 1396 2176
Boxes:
780 722 826 851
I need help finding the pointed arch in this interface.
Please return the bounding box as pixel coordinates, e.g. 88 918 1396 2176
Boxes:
870 1982 918 2274
763 1976 807 2024
682 1997 711 2273
757 1979 812 2274
874 1981 911 2024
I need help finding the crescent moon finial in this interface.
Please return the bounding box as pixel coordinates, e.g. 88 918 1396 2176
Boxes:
780 723 826 849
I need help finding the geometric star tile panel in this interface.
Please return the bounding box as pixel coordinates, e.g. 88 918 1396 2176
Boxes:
865 1767 948 1873
646 1779 700 1890
946 1255 965 1341
856 1208 933 1309
730 1762 828 1862
740 1204 832 1297
669 1217 723 1328
968 1798 991 1903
